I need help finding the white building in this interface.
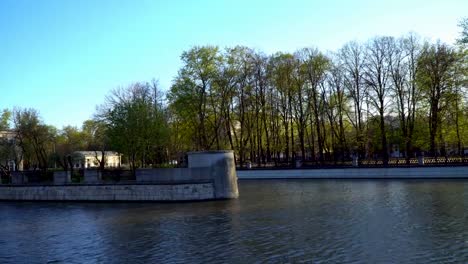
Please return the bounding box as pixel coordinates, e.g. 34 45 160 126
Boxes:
73 151 121 169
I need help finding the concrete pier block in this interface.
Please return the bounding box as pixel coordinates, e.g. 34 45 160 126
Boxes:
188 151 238 199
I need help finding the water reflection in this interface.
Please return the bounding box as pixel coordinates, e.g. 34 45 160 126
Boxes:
0 180 467 263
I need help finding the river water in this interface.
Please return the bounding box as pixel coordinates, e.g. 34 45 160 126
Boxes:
0 180 467 263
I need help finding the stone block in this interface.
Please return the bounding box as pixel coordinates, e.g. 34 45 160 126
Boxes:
84 170 101 183
53 171 71 185
187 151 238 199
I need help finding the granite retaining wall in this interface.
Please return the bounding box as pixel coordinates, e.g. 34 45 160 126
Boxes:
237 166 468 179
0 151 238 202
0 183 214 201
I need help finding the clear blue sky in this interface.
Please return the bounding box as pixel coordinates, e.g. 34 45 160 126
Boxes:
0 0 466 128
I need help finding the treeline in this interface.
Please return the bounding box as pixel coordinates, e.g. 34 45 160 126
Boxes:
1 28 467 173
0 81 169 175
169 34 467 165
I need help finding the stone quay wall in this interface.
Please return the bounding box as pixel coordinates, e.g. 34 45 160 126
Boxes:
137 150 238 199
0 151 238 201
237 166 468 179
0 183 214 201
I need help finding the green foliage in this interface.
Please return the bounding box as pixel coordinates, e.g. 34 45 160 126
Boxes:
52 125 89 171
6 21 468 169
13 108 55 171
457 17 468 45
101 82 169 172
0 109 11 130
168 46 223 151
166 36 467 164
417 42 459 154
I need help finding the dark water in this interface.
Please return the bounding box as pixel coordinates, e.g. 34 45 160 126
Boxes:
0 180 467 263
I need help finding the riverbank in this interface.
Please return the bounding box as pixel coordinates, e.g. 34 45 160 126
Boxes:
0 151 238 202
237 166 468 179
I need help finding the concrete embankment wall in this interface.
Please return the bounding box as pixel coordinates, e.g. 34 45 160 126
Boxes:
0 183 214 201
0 151 238 202
237 166 468 179
137 150 238 199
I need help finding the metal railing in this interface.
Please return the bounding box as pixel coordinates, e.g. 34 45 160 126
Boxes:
237 156 468 170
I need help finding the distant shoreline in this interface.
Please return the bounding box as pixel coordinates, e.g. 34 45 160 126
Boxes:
236 166 468 179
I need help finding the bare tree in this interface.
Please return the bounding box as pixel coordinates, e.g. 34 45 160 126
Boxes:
363 37 394 164
300 48 330 164
340 41 366 158
326 57 348 161
388 34 422 161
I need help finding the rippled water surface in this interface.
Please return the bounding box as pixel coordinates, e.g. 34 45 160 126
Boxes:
0 180 467 263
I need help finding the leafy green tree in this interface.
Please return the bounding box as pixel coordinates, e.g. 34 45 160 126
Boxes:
227 46 259 165
0 109 11 130
168 46 222 151
82 119 110 171
0 109 14 175
101 82 169 174
13 108 55 171
457 17 468 45
52 126 87 171
269 52 296 163
0 136 16 177
417 42 459 156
